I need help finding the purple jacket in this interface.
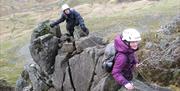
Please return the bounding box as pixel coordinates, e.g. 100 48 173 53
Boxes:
111 35 138 86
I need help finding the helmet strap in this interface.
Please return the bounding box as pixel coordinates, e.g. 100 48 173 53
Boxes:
124 40 139 51
134 48 139 51
123 40 130 47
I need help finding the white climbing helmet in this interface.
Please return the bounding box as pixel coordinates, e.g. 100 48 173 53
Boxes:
61 4 70 11
122 28 141 42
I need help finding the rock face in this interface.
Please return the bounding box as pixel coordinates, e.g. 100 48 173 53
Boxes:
138 15 180 87
29 20 60 75
16 16 179 91
30 20 61 43
69 47 104 91
75 35 106 53
29 34 59 75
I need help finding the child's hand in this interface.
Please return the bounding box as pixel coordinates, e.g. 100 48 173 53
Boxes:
135 63 142 68
124 83 134 90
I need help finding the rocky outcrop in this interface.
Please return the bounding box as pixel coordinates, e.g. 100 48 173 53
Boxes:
29 34 59 75
16 17 179 91
30 20 61 43
75 35 106 53
29 20 60 75
51 35 106 91
138 15 180 87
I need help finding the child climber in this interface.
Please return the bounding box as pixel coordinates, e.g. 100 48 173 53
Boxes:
112 28 141 90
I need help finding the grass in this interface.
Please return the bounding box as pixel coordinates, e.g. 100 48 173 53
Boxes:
0 15 31 85
0 33 30 86
0 0 54 87
84 0 180 33
65 0 110 6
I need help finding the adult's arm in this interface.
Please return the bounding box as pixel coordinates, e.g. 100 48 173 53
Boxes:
73 10 84 26
51 14 66 27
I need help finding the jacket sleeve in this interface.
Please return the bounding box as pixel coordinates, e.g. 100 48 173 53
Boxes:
51 14 66 27
73 10 84 26
111 53 129 86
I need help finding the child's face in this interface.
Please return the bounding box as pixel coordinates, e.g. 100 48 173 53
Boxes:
129 41 139 50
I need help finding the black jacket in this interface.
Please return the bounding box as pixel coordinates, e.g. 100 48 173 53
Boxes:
51 8 84 27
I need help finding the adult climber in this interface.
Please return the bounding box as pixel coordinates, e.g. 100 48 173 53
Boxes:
50 4 89 37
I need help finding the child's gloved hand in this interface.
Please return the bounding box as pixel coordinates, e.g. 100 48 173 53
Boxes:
124 83 134 90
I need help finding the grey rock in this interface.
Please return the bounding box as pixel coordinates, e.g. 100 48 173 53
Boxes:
62 68 74 91
91 75 121 91
69 47 98 91
15 70 30 91
22 85 33 91
90 48 107 90
48 88 56 91
60 34 74 43
75 35 106 53
16 78 28 91
24 64 51 91
52 54 69 91
61 42 75 53
31 20 61 43
29 34 59 75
